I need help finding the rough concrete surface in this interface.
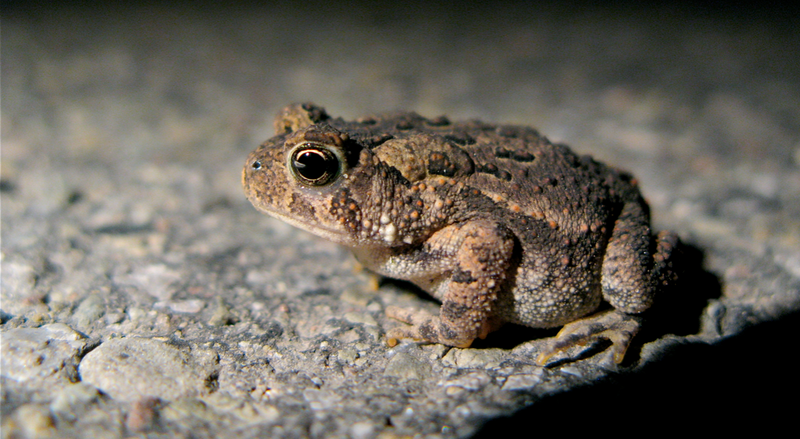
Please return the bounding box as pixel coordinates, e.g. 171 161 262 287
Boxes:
2 1 799 437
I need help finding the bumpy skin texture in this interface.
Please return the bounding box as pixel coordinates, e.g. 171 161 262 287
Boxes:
243 103 678 364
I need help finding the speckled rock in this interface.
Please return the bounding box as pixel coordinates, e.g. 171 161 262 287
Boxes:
2 404 57 438
1 323 87 386
384 347 433 382
49 383 101 421
79 337 220 402
441 348 505 369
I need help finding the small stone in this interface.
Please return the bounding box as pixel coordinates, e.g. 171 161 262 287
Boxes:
337 346 358 364
441 348 504 369
161 398 218 423
71 294 106 330
501 372 544 391
154 299 206 314
350 421 377 439
208 297 237 326
6 404 55 437
1 261 37 312
343 311 378 326
50 383 101 420
79 337 219 402
126 397 161 432
441 371 492 391
1 323 87 385
384 350 431 382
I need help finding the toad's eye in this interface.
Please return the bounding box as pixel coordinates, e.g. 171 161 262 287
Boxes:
289 145 341 186
251 160 262 170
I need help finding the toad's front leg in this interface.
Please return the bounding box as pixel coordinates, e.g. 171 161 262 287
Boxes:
385 221 515 348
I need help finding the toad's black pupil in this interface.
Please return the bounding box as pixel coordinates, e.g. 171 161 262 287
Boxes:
293 149 335 182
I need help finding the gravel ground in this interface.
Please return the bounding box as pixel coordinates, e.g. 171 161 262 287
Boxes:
2 1 799 437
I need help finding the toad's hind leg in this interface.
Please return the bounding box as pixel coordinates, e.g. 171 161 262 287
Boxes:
385 221 515 348
536 309 642 365
537 199 678 365
601 199 678 314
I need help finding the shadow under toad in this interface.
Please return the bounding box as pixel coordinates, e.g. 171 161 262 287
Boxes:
473 307 800 434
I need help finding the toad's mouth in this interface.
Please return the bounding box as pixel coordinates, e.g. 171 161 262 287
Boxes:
249 201 364 248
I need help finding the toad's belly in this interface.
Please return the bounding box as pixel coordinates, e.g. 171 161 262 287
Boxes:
493 269 603 328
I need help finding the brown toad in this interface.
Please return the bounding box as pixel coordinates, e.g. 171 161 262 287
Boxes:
243 103 678 364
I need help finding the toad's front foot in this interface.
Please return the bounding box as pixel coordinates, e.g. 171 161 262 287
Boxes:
385 306 481 348
536 310 642 366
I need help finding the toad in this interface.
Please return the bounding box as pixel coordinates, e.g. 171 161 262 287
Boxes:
243 103 677 364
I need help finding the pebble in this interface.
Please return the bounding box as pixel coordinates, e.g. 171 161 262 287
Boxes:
1 323 87 385
79 337 219 402
384 350 432 382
